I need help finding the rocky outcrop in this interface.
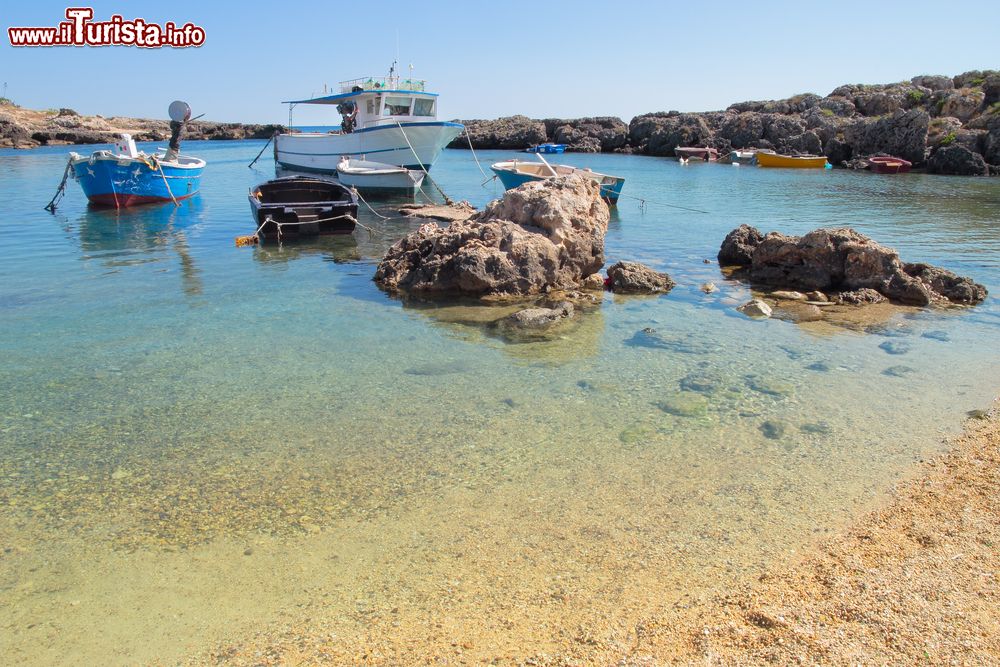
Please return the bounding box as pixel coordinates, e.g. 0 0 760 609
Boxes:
448 115 546 150
543 117 628 153
718 224 765 266
605 261 675 294
842 109 929 164
927 144 990 175
719 225 988 307
374 175 609 297
447 69 998 174
0 103 284 148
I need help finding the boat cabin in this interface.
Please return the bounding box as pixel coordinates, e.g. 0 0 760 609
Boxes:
284 76 439 133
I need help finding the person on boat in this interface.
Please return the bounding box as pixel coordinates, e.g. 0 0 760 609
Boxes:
337 101 358 134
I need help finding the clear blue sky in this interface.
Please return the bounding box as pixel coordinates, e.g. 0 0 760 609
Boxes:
3 1 998 124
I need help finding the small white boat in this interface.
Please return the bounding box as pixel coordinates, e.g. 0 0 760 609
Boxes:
335 158 425 192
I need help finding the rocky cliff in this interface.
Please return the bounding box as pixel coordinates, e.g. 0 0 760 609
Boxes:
449 70 1000 175
0 104 284 149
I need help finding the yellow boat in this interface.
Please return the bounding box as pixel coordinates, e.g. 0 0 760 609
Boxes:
755 152 829 169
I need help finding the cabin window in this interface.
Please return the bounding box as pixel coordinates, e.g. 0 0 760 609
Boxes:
383 96 412 116
413 98 435 116
366 98 376 114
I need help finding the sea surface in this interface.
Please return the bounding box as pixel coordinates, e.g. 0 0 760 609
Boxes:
1 141 999 663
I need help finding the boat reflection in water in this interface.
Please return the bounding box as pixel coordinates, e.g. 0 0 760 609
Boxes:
73 197 204 297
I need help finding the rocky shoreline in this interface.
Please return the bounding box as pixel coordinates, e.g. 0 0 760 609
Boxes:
449 69 1000 176
0 103 283 149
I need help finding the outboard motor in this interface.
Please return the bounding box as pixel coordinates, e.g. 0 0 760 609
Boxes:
165 100 192 162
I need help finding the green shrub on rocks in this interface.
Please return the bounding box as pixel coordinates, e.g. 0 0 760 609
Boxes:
940 132 957 145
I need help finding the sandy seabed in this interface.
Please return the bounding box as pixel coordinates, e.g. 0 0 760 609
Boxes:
188 401 1000 666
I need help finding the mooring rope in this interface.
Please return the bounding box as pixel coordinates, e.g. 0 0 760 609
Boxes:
248 132 276 169
395 121 453 205
464 128 488 179
615 191 710 215
44 157 73 212
352 187 390 220
153 157 180 207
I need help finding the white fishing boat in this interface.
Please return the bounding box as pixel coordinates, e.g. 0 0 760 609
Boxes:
274 65 464 174
336 158 425 192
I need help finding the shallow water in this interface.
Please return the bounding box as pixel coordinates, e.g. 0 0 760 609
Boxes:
1 142 998 663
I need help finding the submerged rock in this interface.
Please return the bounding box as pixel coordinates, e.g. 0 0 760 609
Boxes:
719 225 988 307
657 393 709 417
737 299 773 319
879 341 912 355
494 301 575 342
759 420 787 439
374 175 609 297
606 261 675 294
883 364 916 377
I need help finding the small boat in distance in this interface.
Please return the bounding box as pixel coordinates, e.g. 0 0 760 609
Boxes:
868 155 913 174
68 101 204 208
525 143 566 154
490 159 625 205
336 158 425 193
248 176 358 241
675 147 719 162
755 152 830 169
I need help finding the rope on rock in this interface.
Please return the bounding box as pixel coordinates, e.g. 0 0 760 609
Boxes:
44 157 73 212
395 121 453 205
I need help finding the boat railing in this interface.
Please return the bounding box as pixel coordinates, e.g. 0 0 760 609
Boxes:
339 77 427 93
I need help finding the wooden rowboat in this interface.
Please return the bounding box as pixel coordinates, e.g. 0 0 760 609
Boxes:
868 156 912 174
675 146 719 162
248 176 358 240
755 152 829 169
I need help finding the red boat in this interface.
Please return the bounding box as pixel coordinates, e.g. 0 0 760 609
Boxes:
868 156 912 174
674 146 719 162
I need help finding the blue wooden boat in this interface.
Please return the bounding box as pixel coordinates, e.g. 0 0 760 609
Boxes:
69 134 204 207
525 143 566 154
490 159 625 205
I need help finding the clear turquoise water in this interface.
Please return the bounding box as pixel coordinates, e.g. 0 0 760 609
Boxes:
1 141 999 663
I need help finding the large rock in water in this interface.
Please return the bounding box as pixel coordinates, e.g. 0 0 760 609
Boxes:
374 175 609 296
718 224 765 265
719 226 987 306
605 261 675 294
927 144 990 175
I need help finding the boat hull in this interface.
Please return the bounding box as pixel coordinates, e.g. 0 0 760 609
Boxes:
755 152 829 169
248 177 358 240
868 156 912 174
525 144 566 154
336 159 424 192
274 121 464 173
675 147 718 162
491 162 625 205
71 154 203 207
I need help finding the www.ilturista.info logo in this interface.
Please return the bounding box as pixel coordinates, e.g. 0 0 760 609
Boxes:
7 7 205 48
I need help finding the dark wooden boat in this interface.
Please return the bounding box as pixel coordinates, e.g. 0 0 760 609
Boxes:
248 176 358 240
868 156 912 174
674 146 719 162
